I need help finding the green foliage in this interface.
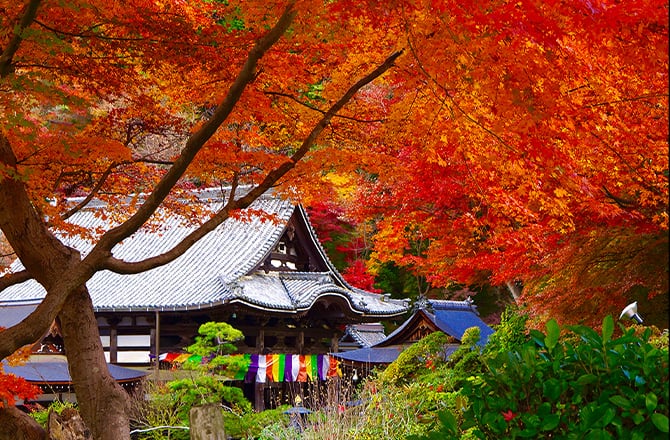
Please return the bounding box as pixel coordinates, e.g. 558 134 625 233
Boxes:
182 322 248 376
135 321 252 434
168 374 251 421
29 399 77 428
345 383 430 439
427 315 669 439
223 406 290 439
380 331 450 386
483 305 529 355
187 321 243 357
373 261 422 300
443 327 484 382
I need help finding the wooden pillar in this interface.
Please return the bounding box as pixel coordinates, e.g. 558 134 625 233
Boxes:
254 329 265 412
109 325 118 364
257 329 265 353
297 331 304 354
254 383 265 412
154 311 160 382
330 334 339 353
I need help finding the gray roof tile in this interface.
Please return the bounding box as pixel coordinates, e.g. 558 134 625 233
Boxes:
0 190 408 317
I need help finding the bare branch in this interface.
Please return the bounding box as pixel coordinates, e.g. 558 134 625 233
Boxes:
264 91 385 123
61 162 123 220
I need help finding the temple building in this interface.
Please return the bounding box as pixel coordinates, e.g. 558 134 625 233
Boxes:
0 187 409 409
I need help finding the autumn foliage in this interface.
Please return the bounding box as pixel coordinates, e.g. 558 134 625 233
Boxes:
1 0 662 329
331 0 668 326
0 2 668 433
0 341 40 407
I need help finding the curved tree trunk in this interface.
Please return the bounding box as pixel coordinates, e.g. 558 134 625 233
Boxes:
58 286 130 440
0 406 47 440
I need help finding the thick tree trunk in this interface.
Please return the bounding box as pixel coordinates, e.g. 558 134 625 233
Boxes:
58 286 130 440
0 406 47 440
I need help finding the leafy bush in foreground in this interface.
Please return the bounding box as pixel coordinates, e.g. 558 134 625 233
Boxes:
420 316 669 439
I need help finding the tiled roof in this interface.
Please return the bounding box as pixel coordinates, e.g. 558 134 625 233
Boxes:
333 299 493 364
380 298 494 346
431 300 494 345
2 359 146 384
0 189 408 317
331 345 459 364
331 346 404 364
340 323 387 348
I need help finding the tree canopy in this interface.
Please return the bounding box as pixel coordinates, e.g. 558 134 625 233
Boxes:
0 0 667 436
339 0 668 327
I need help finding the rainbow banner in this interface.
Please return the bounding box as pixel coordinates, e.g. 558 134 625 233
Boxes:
244 354 340 383
160 352 341 383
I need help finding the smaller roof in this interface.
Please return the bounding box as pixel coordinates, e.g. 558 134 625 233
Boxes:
431 300 494 345
0 302 38 328
339 323 387 348
3 360 147 385
332 298 495 365
380 299 493 347
331 346 404 364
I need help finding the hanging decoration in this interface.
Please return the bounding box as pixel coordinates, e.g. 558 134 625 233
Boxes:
159 352 341 383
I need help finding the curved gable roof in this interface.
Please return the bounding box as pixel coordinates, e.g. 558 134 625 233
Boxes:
0 189 408 318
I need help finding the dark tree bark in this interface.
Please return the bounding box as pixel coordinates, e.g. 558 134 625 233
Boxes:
0 406 47 440
58 287 130 440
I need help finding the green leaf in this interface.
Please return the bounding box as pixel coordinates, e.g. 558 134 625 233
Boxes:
645 392 658 412
577 374 598 385
651 413 669 433
609 395 632 409
585 429 614 440
518 428 539 437
543 378 562 401
437 410 459 435
541 414 561 431
601 315 614 344
545 319 560 352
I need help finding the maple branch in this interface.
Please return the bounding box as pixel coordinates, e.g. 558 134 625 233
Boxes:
602 185 637 209
236 50 404 207
403 25 518 154
100 50 403 274
264 91 386 123
60 162 121 220
0 0 42 77
0 270 33 291
583 93 668 108
590 131 666 197
88 2 297 262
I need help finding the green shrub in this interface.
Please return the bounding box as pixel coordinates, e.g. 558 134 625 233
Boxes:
483 305 529 355
224 406 290 439
380 331 450 386
28 399 77 428
429 316 669 439
167 374 251 421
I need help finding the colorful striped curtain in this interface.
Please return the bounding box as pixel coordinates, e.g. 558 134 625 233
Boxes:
242 354 339 383
161 352 341 383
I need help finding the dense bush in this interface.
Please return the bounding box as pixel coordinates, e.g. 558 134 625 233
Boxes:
224 406 290 439
420 316 669 439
